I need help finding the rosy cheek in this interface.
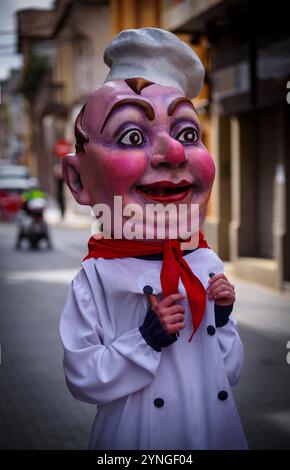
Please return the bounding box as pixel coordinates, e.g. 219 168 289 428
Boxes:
99 147 147 195
187 148 215 187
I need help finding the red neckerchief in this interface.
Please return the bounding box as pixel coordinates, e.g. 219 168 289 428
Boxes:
83 232 210 341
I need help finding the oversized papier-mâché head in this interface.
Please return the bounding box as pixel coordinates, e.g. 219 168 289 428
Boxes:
63 28 215 241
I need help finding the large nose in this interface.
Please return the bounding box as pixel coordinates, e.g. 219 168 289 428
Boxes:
151 132 187 169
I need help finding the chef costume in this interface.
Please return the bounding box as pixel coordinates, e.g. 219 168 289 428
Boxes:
60 28 248 450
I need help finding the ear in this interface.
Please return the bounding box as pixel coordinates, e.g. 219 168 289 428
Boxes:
62 153 90 205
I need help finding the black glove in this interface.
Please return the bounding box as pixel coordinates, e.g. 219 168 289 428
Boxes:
140 307 177 352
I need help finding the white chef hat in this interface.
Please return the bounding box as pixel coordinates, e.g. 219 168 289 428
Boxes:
103 27 204 99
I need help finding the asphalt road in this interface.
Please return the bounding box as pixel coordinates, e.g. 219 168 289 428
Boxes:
0 221 289 449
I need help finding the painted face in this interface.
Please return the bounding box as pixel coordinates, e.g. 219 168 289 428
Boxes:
64 80 215 240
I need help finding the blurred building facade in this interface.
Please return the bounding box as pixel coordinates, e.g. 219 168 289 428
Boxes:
110 0 160 31
17 0 110 209
0 69 25 164
162 0 290 289
17 6 56 190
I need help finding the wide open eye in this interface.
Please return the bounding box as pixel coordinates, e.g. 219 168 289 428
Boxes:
118 128 145 146
176 127 198 145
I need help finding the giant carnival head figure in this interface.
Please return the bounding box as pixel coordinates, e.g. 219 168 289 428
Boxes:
63 28 215 241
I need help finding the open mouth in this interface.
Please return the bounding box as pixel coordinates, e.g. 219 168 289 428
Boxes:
136 180 193 202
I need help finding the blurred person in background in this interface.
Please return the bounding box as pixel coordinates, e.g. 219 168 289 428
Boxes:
15 182 52 250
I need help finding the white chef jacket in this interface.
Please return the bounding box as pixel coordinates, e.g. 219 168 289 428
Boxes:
59 247 248 450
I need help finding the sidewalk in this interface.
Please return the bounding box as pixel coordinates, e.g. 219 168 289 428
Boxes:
45 198 92 229
226 268 290 449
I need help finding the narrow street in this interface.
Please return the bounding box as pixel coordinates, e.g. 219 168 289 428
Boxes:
0 221 290 449
0 222 94 450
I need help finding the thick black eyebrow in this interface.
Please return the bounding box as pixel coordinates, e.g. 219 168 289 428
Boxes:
167 97 195 116
100 98 155 133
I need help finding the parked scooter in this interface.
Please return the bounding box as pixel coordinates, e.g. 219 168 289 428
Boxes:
16 193 52 250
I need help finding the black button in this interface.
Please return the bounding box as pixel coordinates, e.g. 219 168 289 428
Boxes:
143 285 153 295
218 390 228 401
154 398 164 408
207 325 216 336
209 272 215 278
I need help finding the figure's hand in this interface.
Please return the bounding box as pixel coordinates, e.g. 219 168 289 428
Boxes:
207 273 235 306
149 293 186 335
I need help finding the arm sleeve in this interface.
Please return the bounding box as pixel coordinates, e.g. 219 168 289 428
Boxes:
216 314 244 386
214 304 233 327
140 307 177 351
59 276 161 405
